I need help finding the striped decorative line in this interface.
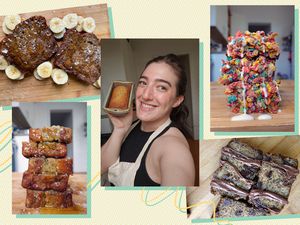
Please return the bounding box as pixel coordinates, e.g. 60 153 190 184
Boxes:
0 156 11 167
91 180 100 191
0 163 11 174
87 171 100 188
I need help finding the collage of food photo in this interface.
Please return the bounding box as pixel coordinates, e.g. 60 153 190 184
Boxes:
0 1 299 225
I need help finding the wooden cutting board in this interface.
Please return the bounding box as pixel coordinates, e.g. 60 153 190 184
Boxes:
210 80 294 132
187 136 300 219
0 4 110 106
12 172 87 214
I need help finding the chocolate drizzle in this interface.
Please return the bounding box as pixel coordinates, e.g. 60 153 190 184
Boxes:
249 189 288 213
211 178 249 200
262 161 299 181
222 147 262 167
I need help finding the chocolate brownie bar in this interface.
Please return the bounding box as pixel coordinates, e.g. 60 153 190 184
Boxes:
0 16 57 72
221 146 261 180
216 197 268 218
263 153 298 169
29 126 72 144
211 178 248 201
22 142 67 158
257 161 299 198
26 188 73 208
249 189 288 213
214 162 254 191
227 140 263 160
22 171 69 192
28 158 73 175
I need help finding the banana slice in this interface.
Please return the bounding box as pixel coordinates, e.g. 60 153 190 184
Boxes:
83 17 96 33
51 68 68 85
33 68 44 80
0 55 9 70
63 13 78 29
93 78 101 89
5 65 22 80
16 73 24 80
76 16 84 32
4 15 21 30
37 61 53 78
54 28 66 39
49 17 65 33
2 21 13 35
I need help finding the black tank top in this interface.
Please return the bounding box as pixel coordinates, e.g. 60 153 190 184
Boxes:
119 121 175 186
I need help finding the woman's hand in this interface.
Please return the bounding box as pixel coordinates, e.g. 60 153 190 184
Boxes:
108 107 134 135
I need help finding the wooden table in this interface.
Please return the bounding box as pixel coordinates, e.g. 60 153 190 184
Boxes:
187 137 300 219
0 4 110 106
12 173 87 214
210 80 294 132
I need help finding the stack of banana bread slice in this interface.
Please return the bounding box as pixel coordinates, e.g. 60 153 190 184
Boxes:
21 126 73 208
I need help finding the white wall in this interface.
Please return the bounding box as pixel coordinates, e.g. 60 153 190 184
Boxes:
101 39 199 139
17 102 87 172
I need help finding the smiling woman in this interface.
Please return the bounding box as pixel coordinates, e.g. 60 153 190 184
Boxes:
101 54 195 186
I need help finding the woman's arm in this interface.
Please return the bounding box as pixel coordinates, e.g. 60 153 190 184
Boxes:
156 135 195 186
101 109 133 174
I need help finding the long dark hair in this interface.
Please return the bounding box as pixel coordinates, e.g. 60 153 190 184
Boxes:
142 54 189 135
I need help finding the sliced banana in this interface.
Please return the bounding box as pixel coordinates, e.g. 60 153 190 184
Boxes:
37 61 53 78
63 13 78 29
51 68 68 85
93 78 101 89
49 17 65 33
2 21 13 35
83 17 96 33
76 16 84 32
53 28 66 39
5 65 22 80
4 15 21 30
16 73 24 80
0 55 9 70
33 68 44 80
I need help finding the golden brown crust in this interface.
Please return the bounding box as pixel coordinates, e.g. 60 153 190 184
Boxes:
29 126 72 144
28 158 73 175
22 171 69 192
108 85 130 109
22 142 67 158
26 188 73 208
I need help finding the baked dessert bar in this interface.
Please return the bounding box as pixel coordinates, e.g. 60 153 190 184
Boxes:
211 178 248 201
0 16 57 72
54 29 101 84
28 158 73 175
213 161 254 191
256 161 298 198
248 189 288 213
22 142 67 158
221 146 261 180
26 188 73 208
216 197 269 218
108 85 130 109
22 171 69 192
29 126 72 144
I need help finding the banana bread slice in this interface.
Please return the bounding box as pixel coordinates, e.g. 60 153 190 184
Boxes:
22 171 69 192
28 158 73 175
215 197 269 218
29 126 72 144
22 142 67 158
26 188 73 208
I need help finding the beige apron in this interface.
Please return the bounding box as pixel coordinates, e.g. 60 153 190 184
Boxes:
108 118 172 186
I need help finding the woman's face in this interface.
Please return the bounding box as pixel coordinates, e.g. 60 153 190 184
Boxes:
135 62 183 124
